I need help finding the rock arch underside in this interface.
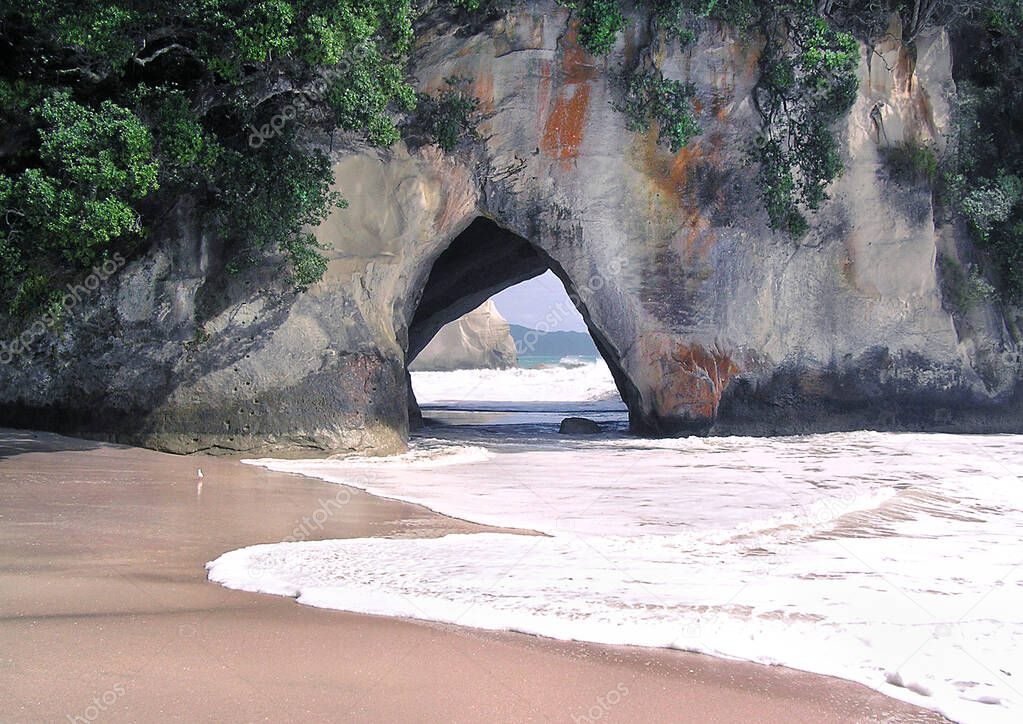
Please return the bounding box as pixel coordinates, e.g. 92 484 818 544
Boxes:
1 3 1021 454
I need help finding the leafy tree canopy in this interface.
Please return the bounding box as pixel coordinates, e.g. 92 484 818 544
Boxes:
0 0 417 319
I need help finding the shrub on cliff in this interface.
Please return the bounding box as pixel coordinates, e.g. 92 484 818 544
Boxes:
882 141 940 186
1 92 158 268
575 0 627 55
403 77 482 153
614 69 702 153
942 2 1023 299
606 2 861 238
939 254 998 312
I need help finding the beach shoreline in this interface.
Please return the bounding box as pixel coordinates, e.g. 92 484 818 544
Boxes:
0 428 945 722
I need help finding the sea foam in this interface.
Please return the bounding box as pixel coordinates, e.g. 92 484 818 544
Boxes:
211 387 1023 724
410 357 621 405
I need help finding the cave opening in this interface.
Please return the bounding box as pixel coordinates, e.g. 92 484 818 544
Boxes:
405 217 630 432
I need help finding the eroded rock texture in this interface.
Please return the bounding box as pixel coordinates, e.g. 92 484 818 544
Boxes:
1 4 1020 452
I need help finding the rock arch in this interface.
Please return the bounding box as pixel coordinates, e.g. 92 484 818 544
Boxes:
402 215 650 432
1 2 1019 454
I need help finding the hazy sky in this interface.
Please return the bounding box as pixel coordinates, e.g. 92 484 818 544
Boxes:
491 270 588 333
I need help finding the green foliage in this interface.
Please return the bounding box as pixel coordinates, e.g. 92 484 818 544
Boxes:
37 93 159 201
614 69 702 153
206 134 346 285
236 0 297 62
449 0 495 12
0 221 26 295
957 172 1022 241
134 86 212 180
326 42 417 147
986 0 1023 31
4 0 1020 317
1 0 420 320
284 234 330 289
647 0 700 45
45 1 139 71
882 141 939 186
131 87 343 292
757 138 808 237
0 79 49 126
940 2 1023 298
0 91 158 314
576 0 626 55
939 254 998 312
647 0 759 45
750 3 860 237
404 78 482 153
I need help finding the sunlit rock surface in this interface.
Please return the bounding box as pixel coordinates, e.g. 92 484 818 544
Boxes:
411 301 517 372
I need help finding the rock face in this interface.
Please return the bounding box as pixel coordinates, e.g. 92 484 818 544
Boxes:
0 4 1020 453
559 417 602 435
410 300 517 371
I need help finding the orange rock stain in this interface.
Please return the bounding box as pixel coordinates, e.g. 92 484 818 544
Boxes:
473 71 495 115
541 23 597 169
659 343 741 420
636 122 729 266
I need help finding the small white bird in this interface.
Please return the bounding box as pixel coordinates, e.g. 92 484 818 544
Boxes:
197 468 204 479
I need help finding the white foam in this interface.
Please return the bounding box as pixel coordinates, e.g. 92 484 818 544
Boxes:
411 358 620 404
214 431 1023 723
247 440 492 472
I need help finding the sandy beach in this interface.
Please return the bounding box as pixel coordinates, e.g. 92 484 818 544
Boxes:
0 428 945 723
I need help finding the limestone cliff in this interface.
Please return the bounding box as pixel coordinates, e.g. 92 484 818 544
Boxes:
410 301 517 371
0 3 1019 453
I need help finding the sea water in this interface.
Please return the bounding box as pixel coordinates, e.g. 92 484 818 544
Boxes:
208 359 1023 723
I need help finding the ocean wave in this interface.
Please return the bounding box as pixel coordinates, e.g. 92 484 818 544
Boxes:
217 431 1023 724
245 440 492 472
410 358 620 404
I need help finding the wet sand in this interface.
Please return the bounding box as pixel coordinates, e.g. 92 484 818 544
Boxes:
0 428 944 722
